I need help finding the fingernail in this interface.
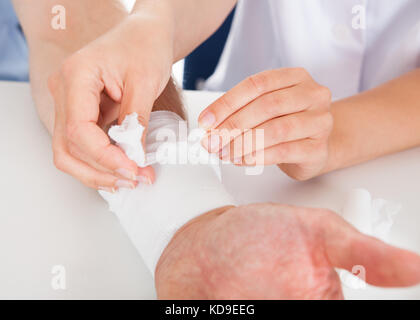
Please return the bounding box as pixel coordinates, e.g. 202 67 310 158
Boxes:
137 175 152 185
115 180 136 190
98 186 116 193
199 111 216 129
116 168 136 180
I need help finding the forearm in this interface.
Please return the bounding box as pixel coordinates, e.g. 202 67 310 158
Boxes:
28 44 69 133
13 0 127 50
12 0 129 133
132 0 237 61
324 68 420 173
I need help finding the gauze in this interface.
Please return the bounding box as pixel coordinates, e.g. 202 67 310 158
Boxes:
99 111 236 274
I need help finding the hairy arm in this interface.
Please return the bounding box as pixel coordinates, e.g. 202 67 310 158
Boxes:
325 68 420 173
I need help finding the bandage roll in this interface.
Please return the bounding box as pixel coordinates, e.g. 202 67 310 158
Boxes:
99 111 236 274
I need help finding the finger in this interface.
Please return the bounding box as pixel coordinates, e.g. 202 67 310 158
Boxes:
217 111 332 158
198 68 310 130
119 73 160 127
60 61 139 179
323 213 420 287
53 147 136 191
69 141 155 186
68 140 112 173
137 166 155 185
62 57 104 123
215 85 313 133
97 93 120 130
66 121 139 180
231 138 322 166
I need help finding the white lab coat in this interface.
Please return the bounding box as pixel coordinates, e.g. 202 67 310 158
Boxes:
204 0 420 100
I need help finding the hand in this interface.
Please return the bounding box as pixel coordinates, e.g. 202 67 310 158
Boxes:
199 68 333 181
48 12 175 191
155 203 420 299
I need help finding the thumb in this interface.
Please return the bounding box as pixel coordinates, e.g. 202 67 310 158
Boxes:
119 76 158 127
323 214 420 287
118 75 161 183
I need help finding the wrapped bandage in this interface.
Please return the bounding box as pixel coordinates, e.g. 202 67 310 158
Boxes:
99 111 236 274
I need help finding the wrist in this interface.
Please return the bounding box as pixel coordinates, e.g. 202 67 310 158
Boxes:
320 103 345 175
131 0 177 62
155 206 234 278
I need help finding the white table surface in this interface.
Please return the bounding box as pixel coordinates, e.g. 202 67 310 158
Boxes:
1 81 419 299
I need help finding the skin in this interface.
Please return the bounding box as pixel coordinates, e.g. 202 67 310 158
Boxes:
13 0 157 191
12 0 420 299
12 0 237 190
156 204 420 299
199 68 420 180
16 0 419 187
199 68 333 181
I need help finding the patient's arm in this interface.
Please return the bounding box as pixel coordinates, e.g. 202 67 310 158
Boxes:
156 203 420 299
124 81 420 300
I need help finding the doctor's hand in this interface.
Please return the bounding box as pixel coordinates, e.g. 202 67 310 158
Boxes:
199 68 333 181
48 13 174 191
155 203 420 299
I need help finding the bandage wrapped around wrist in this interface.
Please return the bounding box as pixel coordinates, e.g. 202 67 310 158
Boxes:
99 111 235 275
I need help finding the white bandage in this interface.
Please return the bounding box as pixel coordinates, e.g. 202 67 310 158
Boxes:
99 111 236 274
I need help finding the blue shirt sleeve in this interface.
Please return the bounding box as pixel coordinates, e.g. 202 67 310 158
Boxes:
0 0 29 82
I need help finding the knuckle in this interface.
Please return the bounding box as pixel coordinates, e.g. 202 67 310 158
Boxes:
247 72 269 94
292 67 309 79
267 91 285 109
322 112 334 132
262 93 288 118
219 95 235 113
223 115 240 131
314 85 332 104
278 117 295 139
53 149 67 172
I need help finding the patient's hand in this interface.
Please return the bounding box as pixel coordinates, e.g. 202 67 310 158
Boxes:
155 203 420 299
